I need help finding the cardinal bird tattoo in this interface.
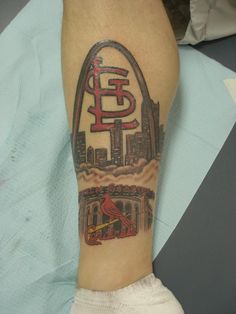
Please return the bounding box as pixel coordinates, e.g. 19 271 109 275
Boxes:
101 193 136 236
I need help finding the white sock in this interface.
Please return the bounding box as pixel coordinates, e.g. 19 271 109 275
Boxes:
69 273 184 314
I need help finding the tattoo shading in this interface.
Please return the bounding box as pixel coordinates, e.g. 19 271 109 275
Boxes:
79 185 154 245
73 40 165 245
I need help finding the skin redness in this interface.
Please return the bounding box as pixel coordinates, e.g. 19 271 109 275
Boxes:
72 40 165 246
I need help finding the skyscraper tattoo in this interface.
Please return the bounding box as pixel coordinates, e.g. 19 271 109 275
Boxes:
72 40 165 245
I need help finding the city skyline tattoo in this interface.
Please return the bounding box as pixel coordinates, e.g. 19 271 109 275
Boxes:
72 40 165 245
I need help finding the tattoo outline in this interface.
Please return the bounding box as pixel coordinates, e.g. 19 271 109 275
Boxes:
73 40 165 245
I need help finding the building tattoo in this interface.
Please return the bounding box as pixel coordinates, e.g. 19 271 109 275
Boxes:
87 146 94 165
72 40 165 245
95 148 107 168
79 185 154 245
75 131 86 172
110 119 123 166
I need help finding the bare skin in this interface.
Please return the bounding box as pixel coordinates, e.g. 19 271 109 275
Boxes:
62 0 179 291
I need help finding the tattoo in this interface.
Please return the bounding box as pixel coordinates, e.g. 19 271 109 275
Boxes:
79 185 154 245
73 40 165 245
86 57 139 132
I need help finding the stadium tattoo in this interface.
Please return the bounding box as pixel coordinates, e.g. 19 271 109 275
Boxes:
72 40 165 245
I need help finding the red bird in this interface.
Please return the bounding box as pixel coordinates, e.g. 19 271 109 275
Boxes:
101 192 135 235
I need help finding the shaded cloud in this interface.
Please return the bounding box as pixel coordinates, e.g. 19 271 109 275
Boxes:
78 159 159 187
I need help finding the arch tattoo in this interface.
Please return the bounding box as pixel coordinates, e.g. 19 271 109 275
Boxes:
72 40 165 246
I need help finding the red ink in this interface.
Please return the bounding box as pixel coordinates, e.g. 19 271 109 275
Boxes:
85 57 139 132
